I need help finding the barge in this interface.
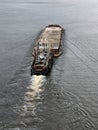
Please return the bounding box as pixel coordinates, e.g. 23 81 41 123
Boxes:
31 24 64 75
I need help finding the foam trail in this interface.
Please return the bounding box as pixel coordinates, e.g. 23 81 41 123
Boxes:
26 75 46 100
21 75 46 120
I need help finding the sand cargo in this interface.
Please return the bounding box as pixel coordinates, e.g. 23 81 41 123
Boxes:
31 24 64 75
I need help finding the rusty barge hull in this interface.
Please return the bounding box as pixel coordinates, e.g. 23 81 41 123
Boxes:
31 25 64 75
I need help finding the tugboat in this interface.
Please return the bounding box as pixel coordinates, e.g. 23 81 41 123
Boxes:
31 24 64 75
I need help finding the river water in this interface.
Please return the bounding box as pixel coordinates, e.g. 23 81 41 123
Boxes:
0 0 98 130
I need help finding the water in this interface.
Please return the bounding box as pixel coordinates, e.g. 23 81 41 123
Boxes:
0 0 98 129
